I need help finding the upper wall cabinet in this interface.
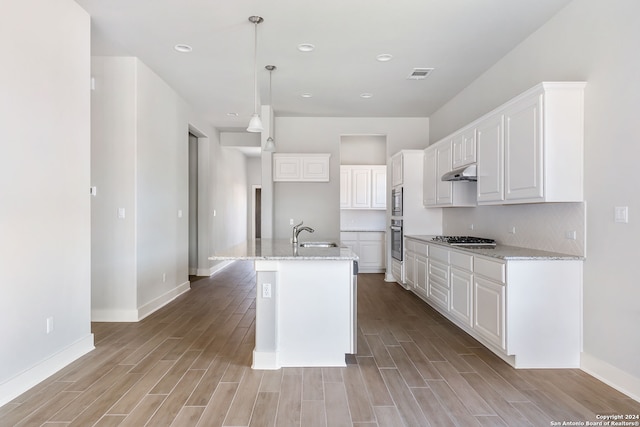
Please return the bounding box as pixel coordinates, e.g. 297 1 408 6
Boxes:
391 153 403 187
340 165 386 209
477 82 585 205
424 133 477 208
273 153 331 182
452 128 476 168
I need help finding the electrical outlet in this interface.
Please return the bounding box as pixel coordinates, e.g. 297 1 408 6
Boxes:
565 230 577 240
262 283 272 298
289 218 294 226
614 206 629 223
468 223 474 230
508 226 516 234
46 317 54 334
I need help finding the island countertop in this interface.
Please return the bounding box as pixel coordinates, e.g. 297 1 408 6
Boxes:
209 238 359 261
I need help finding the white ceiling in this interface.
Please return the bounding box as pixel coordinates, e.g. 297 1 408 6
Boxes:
74 0 572 132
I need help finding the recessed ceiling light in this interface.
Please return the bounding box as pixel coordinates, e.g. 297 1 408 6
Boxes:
376 54 393 62
226 112 239 117
174 44 193 53
297 43 315 52
301 93 313 98
360 93 374 99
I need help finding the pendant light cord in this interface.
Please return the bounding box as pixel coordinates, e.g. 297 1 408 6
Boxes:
253 20 259 115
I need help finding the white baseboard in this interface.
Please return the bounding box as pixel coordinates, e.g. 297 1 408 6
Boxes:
91 309 139 322
0 334 95 407
92 281 191 322
200 260 235 277
581 352 640 402
138 281 191 321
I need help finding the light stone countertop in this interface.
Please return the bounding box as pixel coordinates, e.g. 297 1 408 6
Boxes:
209 238 359 261
405 235 584 261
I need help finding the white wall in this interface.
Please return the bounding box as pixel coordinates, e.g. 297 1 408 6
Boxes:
0 0 94 405
429 0 640 399
91 57 250 320
91 57 138 318
273 117 429 239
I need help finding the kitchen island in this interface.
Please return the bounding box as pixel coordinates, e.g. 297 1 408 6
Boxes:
210 239 358 370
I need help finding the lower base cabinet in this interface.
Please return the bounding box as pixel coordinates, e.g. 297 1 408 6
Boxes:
403 236 582 369
340 231 386 273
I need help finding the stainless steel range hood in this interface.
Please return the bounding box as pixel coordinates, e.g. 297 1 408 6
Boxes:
441 164 477 182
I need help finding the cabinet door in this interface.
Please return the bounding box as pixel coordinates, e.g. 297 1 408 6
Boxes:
504 93 544 202
340 167 352 208
436 141 453 205
371 166 387 209
302 156 330 181
405 251 416 288
273 156 300 181
461 128 476 166
351 168 371 208
358 233 385 271
391 154 403 187
474 276 506 350
476 114 505 204
450 267 473 328
415 255 428 298
453 128 476 168
423 147 437 206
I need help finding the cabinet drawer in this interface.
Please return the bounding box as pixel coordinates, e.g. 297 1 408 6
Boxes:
428 259 449 286
474 257 505 283
450 251 473 271
359 231 384 241
415 242 428 257
340 232 358 241
405 239 416 253
429 246 450 263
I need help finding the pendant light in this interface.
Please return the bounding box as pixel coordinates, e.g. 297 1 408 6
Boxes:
247 16 264 132
264 65 276 152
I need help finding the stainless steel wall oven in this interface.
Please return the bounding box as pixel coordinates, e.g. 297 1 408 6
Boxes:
390 219 403 261
391 187 403 217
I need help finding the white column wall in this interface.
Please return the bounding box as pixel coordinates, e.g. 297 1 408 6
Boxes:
0 0 94 405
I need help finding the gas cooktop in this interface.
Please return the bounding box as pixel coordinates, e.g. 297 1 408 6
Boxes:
431 236 497 246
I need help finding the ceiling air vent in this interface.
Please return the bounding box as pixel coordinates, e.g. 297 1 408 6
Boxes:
407 68 434 80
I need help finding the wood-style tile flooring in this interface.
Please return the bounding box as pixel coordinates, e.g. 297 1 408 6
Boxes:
1 261 639 426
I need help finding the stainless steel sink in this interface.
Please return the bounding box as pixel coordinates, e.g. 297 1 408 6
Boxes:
298 242 338 248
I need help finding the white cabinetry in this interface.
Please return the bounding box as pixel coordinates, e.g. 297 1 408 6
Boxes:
477 82 585 204
340 231 386 273
473 257 506 350
340 165 386 210
476 113 505 203
452 128 476 168
427 246 450 311
423 138 476 208
450 251 474 328
391 154 403 187
273 153 331 182
403 236 582 368
404 239 428 298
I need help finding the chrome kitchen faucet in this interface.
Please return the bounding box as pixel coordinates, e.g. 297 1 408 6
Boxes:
292 221 314 244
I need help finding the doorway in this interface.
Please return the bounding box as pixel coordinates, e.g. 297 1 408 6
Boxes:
188 132 198 275
252 185 262 239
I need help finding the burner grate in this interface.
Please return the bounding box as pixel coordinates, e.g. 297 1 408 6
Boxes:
431 236 496 246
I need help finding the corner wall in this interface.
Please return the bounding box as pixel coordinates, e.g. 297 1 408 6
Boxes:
0 0 94 405
429 0 640 400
